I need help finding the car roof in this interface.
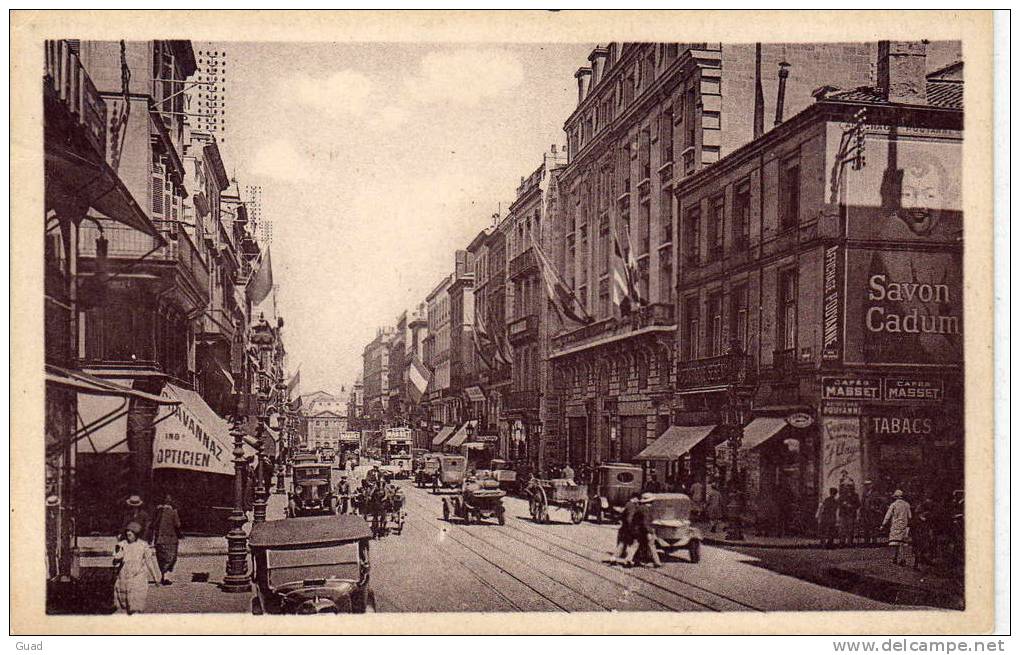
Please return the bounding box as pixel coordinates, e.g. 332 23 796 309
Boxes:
249 515 373 548
294 462 328 469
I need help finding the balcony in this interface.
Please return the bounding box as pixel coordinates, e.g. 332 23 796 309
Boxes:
552 303 676 355
509 247 537 280
676 352 755 391
505 390 540 413
44 40 106 159
79 220 210 309
766 347 801 381
197 308 236 343
508 314 539 345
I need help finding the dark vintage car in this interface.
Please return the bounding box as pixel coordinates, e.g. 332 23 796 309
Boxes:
249 515 376 614
442 477 505 525
414 453 441 488
288 463 336 517
588 463 644 523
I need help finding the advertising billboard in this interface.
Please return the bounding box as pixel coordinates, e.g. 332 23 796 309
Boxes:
843 249 962 366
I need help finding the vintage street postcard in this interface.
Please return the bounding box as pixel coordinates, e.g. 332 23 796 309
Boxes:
10 9 997 636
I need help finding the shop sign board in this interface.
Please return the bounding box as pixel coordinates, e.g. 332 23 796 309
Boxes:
821 245 842 361
821 377 882 400
786 412 815 429
820 400 862 416
883 377 944 402
820 416 862 493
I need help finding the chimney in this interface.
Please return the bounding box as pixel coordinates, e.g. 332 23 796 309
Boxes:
774 61 790 126
575 67 592 104
588 46 609 87
877 40 928 104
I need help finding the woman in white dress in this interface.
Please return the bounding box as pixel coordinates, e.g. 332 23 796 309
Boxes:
112 521 161 614
881 490 913 566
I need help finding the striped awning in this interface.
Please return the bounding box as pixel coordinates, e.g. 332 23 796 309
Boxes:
739 418 789 451
431 425 456 447
634 425 716 461
446 420 478 449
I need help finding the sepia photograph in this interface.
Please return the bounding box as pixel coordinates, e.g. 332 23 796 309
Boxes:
11 9 999 636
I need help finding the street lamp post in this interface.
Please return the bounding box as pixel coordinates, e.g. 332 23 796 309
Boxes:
723 338 753 542
222 397 251 593
252 419 268 524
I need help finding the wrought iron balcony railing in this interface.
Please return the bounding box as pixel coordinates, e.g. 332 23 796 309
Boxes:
676 352 755 390
44 40 107 158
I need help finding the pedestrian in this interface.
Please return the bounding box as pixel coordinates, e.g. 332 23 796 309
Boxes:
911 497 935 570
645 471 662 493
881 490 913 566
150 495 182 585
816 487 839 549
610 491 641 565
122 495 151 540
337 477 351 514
631 493 663 568
859 481 883 545
689 479 705 522
705 482 724 532
838 482 861 547
112 521 160 614
561 463 575 483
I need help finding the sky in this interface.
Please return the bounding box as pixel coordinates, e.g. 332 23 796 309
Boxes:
208 42 592 396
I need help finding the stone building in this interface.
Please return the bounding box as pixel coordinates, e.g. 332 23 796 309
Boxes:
361 327 393 426
667 41 963 528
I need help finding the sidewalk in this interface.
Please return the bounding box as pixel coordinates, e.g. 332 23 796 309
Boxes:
695 521 832 548
828 559 965 610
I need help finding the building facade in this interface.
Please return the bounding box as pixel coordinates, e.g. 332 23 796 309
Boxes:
424 274 454 427
671 42 963 527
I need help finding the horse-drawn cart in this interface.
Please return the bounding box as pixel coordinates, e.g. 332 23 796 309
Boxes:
442 478 505 525
528 478 588 524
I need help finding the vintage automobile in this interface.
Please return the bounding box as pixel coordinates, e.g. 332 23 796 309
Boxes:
588 462 644 523
415 453 441 488
248 515 376 614
431 454 467 493
442 477 506 525
528 478 589 524
287 463 336 517
645 493 703 563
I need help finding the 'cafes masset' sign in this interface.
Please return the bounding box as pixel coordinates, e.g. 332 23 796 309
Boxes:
821 377 881 400
822 377 945 405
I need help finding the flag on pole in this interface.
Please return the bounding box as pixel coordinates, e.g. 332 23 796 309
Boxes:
531 229 593 326
472 312 497 370
610 216 644 316
407 355 431 403
246 248 274 304
286 368 300 399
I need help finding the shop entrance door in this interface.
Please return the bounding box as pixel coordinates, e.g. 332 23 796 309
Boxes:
620 416 646 463
567 417 587 468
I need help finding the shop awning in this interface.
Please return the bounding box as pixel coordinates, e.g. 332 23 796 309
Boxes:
740 417 789 451
462 442 489 450
464 386 486 403
154 384 236 476
446 420 478 449
634 425 716 461
432 425 456 447
45 365 178 405
76 393 130 454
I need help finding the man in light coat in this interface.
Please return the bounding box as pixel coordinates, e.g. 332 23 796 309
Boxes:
881 490 913 566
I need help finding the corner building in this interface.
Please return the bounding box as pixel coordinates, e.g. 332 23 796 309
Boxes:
671 42 963 529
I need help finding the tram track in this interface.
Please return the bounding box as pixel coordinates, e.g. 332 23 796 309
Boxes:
399 482 765 612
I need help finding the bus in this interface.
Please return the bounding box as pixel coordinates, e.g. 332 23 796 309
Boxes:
381 427 413 479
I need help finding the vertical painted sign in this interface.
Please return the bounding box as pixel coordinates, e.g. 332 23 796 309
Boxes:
820 416 862 494
822 245 842 361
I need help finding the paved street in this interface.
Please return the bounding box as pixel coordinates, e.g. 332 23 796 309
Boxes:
347 467 894 613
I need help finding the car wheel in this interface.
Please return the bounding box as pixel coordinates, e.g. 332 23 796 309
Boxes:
571 500 587 524
497 507 506 526
442 500 450 522
251 597 263 615
364 589 377 613
688 539 701 563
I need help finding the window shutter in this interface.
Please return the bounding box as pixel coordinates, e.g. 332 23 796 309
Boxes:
151 163 165 217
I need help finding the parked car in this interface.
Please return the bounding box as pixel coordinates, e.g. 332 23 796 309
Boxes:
415 453 441 488
249 515 376 614
432 455 467 493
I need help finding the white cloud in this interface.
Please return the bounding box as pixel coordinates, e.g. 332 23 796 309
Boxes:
403 49 524 106
372 105 411 131
282 69 375 117
250 139 309 181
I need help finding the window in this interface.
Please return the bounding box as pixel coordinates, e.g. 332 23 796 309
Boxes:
598 215 610 275
708 194 725 260
660 189 673 244
637 353 649 390
683 296 700 360
639 129 651 180
685 87 697 148
598 277 610 318
707 291 724 356
779 153 801 229
729 284 749 351
637 258 649 302
660 106 674 165
658 247 673 306
778 269 798 351
683 206 701 266
638 200 651 255
733 179 751 251
619 144 631 194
